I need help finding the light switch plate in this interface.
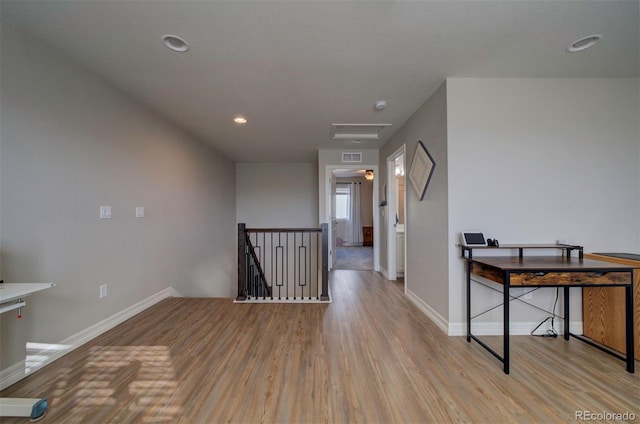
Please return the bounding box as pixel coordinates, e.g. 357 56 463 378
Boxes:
135 207 144 218
100 206 111 219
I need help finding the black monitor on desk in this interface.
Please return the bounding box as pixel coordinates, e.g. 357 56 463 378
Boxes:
460 232 487 247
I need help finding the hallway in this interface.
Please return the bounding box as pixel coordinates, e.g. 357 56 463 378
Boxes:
333 246 373 270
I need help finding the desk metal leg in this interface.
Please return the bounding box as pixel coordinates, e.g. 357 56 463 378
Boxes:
625 283 635 373
503 273 510 374
466 260 471 342
467 260 509 371
563 287 570 341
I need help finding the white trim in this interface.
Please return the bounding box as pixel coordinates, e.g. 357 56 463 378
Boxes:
0 287 181 391
235 285 332 304
379 266 389 279
234 298 331 304
385 145 406 284
324 164 380 273
447 321 584 336
236 285 333 304
386 158 396 280
404 288 584 337
406 289 449 334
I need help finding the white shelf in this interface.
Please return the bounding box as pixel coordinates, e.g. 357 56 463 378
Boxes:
0 283 56 304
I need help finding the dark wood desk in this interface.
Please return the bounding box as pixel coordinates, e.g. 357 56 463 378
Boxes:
461 243 583 260
465 256 635 374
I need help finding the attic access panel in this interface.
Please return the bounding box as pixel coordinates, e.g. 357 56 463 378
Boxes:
331 123 392 140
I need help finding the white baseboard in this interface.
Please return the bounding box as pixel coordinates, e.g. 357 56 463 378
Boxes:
380 267 404 281
380 266 388 279
403 289 584 337
0 287 181 391
447 321 584 336
405 289 449 334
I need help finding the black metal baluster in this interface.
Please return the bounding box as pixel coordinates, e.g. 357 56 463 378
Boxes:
238 226 328 302
287 232 292 300
299 232 303 299
308 232 312 299
321 223 329 301
247 249 252 298
270 233 275 299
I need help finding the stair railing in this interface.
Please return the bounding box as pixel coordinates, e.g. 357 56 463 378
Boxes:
237 223 329 301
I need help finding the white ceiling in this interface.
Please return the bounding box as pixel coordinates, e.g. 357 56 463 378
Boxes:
1 1 638 162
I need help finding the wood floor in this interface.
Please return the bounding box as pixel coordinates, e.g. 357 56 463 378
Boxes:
2 270 639 423
333 247 373 270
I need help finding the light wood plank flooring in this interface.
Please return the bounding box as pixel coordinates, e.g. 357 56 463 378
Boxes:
1 270 638 423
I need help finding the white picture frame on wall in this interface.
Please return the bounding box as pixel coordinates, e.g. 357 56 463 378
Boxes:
408 140 435 201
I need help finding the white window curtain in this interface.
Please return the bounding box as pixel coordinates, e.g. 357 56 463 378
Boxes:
347 182 363 245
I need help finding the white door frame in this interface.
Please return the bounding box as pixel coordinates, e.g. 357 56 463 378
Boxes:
386 145 406 281
324 164 380 272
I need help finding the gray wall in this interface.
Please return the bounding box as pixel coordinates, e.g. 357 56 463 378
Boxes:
379 82 449 319
446 78 640 330
236 162 319 228
318 149 379 226
379 77 639 335
1 26 236 368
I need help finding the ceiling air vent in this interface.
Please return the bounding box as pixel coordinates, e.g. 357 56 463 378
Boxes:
342 152 362 163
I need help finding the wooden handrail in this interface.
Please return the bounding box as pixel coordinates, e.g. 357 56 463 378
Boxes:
245 228 322 233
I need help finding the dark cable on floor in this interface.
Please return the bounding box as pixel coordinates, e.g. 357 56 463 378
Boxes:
531 287 559 337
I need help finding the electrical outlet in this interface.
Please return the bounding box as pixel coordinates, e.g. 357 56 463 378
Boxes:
100 284 108 299
135 207 144 218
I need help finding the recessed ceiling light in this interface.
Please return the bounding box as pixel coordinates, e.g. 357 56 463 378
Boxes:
162 34 189 52
567 34 602 53
233 116 247 124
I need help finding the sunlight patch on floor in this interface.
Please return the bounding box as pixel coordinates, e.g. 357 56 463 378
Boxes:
51 346 182 422
25 341 71 374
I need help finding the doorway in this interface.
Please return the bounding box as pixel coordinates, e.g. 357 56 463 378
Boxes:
386 146 406 281
331 169 375 270
326 165 379 270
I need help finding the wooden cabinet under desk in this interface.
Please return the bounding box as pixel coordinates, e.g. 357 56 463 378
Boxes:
583 253 640 360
